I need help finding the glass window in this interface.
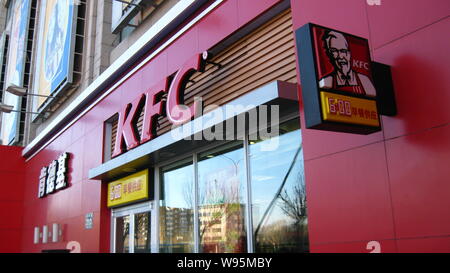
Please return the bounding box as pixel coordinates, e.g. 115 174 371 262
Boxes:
249 118 309 253
112 204 151 253
134 212 151 253
115 215 130 253
159 159 195 253
198 142 247 253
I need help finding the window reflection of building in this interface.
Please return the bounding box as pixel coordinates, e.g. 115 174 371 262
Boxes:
199 203 246 253
198 143 247 253
158 118 308 253
159 160 195 253
134 212 151 253
115 215 130 253
159 206 194 253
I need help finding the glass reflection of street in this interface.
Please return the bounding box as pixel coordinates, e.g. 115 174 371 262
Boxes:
158 118 308 253
250 118 308 253
159 159 195 253
198 142 247 253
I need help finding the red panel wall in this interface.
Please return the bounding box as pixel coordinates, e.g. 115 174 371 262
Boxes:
18 0 282 253
20 123 105 253
0 146 25 253
15 0 449 253
291 0 450 253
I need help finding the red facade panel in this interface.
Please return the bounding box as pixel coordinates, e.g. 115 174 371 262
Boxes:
1 0 446 253
17 0 285 253
0 172 24 201
397 236 450 253
292 0 450 252
305 142 395 246
119 67 146 106
375 18 450 139
0 146 24 253
311 239 398 254
237 0 281 27
140 52 169 91
0 230 22 253
82 125 104 180
0 146 25 173
386 124 450 239
291 0 370 38
367 0 450 49
198 0 239 51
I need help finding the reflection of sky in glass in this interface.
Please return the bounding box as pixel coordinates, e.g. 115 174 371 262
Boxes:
250 127 304 227
197 143 247 253
198 146 246 205
161 164 193 209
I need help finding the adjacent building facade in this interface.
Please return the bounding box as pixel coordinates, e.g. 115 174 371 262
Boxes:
0 0 449 253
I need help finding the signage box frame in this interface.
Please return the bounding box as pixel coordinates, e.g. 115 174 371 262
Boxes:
295 23 382 135
107 169 150 208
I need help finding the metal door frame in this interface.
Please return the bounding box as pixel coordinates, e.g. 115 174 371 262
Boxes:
111 201 154 253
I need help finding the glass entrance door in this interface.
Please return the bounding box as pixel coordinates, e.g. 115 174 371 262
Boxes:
114 215 130 253
112 202 153 253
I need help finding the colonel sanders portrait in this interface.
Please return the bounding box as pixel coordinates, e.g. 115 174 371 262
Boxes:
319 30 376 97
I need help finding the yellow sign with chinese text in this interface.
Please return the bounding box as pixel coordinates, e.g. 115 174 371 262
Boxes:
320 91 380 127
107 169 149 208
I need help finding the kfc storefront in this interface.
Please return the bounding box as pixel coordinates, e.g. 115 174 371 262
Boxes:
2 0 448 253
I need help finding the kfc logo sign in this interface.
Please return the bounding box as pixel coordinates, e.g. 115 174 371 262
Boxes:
38 152 70 198
313 28 376 97
111 53 207 158
296 23 381 134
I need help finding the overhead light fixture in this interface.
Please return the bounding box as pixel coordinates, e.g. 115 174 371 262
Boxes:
5 84 27 96
6 84 54 98
0 102 41 115
202 51 222 69
0 103 14 113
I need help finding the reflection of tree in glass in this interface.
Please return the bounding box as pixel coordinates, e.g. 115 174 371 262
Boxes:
278 172 309 252
279 173 307 224
255 145 309 253
197 152 247 253
200 178 241 252
118 216 130 253
182 179 194 208
161 165 195 253
254 146 301 235
134 213 150 252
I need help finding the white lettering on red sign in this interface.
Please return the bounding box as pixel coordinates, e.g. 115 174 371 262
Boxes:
55 152 68 190
38 167 48 198
353 59 370 70
46 160 57 195
38 153 70 198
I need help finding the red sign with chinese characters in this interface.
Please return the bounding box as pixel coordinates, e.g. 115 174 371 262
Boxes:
38 152 70 198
